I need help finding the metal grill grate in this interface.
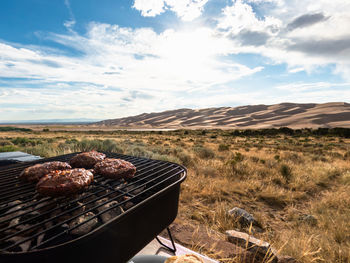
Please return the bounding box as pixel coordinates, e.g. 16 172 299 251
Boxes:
0 152 186 254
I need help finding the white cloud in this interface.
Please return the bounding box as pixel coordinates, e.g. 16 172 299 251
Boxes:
63 20 76 30
217 0 282 35
0 83 158 120
215 0 350 77
63 0 76 30
276 82 350 92
165 0 209 21
133 0 208 21
132 0 165 17
273 89 350 105
288 67 304 73
0 22 263 120
0 24 261 91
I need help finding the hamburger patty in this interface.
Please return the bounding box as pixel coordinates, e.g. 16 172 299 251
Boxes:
94 158 136 180
36 168 94 197
69 151 106 169
19 161 72 182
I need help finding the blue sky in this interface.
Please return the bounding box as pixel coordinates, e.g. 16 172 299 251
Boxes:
0 0 350 121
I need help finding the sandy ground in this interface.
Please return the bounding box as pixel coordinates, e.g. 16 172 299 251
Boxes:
1 102 349 131
95 102 350 129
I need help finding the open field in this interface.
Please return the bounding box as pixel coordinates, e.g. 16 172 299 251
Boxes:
1 128 350 262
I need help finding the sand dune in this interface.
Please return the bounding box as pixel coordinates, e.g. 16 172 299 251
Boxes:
94 102 350 129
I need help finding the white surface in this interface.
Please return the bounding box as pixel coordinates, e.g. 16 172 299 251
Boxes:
137 236 218 263
0 151 41 161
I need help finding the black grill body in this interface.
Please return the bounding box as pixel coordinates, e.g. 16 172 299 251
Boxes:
0 152 186 263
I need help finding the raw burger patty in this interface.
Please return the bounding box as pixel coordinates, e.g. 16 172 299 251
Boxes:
19 161 72 182
36 168 94 197
69 151 106 169
94 158 136 179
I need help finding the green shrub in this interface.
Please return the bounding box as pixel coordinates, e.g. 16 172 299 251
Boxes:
250 156 260 163
150 146 172 155
152 153 181 164
226 152 244 171
218 144 230 151
0 126 32 132
58 142 75 152
76 139 123 153
46 138 55 143
0 145 18 152
24 143 59 157
272 178 282 186
126 146 153 158
177 152 193 167
76 139 101 151
11 137 30 145
0 140 12 146
65 138 79 144
172 147 183 155
11 137 39 146
193 146 215 159
101 139 123 152
280 164 292 182
233 152 244 162
329 152 343 159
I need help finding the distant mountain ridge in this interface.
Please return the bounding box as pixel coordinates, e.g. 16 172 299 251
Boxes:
93 102 350 129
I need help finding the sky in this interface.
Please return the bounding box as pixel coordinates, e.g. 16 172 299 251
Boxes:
0 0 350 121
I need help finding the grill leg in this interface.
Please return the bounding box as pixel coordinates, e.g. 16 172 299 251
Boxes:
156 227 177 254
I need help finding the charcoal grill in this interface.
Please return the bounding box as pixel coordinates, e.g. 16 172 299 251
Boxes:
0 152 186 263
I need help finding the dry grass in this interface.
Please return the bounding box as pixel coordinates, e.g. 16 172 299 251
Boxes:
1 129 350 262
